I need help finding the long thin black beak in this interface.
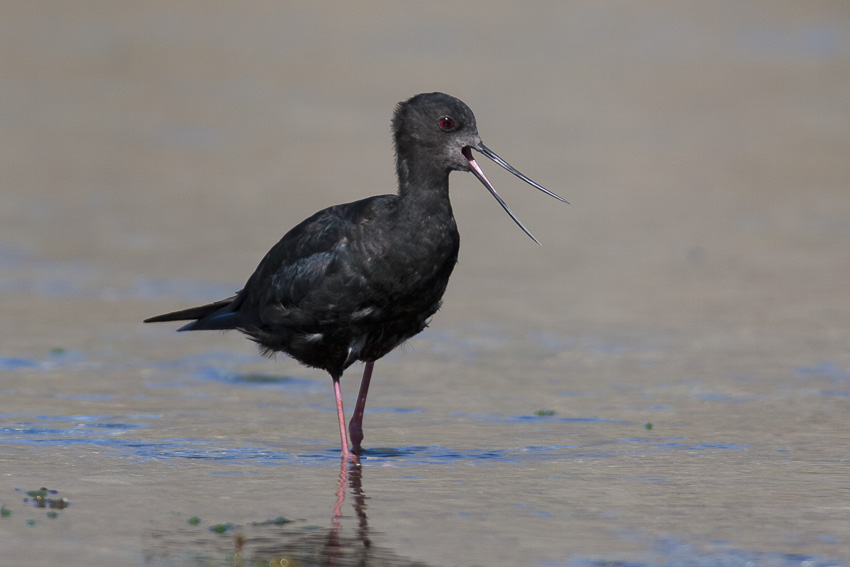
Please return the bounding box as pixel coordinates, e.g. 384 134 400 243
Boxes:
462 143 567 245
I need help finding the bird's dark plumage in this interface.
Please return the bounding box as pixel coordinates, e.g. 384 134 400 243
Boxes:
145 92 566 458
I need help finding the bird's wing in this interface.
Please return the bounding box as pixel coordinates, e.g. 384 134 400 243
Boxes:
143 296 237 324
242 195 393 328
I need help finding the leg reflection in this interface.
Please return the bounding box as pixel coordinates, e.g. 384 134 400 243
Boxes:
348 455 370 549
328 454 370 557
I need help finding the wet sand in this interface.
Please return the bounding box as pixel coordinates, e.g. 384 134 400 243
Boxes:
2 2 849 565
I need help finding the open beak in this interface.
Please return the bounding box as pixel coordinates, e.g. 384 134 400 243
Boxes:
462 143 567 245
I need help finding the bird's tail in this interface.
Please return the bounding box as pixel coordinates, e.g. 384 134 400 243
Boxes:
144 296 241 331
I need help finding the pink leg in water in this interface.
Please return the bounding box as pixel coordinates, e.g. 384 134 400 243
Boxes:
332 377 351 458
330 453 349 543
348 361 374 454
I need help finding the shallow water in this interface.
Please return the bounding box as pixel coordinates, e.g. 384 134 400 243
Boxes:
2 2 849 566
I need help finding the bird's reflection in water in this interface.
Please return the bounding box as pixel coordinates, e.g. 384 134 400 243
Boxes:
144 456 430 567
328 455 371 560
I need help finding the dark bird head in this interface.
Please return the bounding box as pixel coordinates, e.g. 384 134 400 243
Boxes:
392 92 567 244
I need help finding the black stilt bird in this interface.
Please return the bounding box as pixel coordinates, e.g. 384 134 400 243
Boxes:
145 92 566 458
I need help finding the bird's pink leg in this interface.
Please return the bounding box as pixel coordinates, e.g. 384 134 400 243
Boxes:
333 377 351 459
348 361 374 455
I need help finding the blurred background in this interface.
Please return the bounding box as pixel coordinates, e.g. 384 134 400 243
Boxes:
2 2 848 343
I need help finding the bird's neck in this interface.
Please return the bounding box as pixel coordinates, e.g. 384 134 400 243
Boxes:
396 154 450 200
393 155 456 234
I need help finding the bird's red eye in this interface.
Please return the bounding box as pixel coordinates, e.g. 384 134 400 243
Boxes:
439 116 455 130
